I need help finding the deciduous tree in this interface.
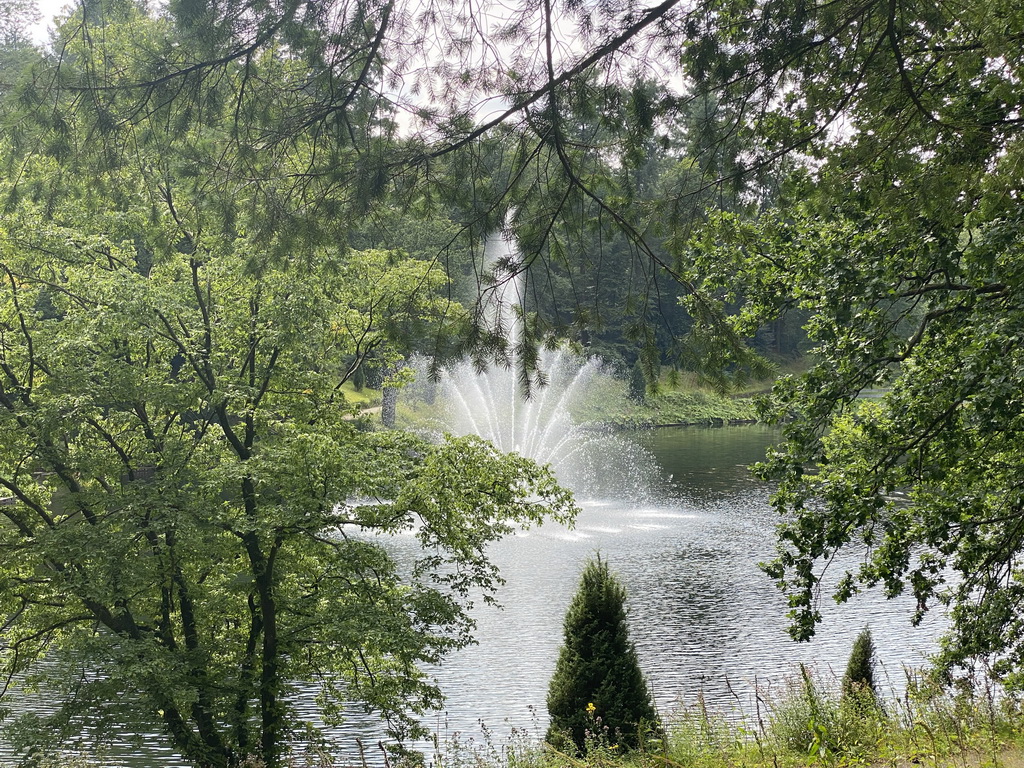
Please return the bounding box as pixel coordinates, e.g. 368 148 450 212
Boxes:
680 0 1024 687
0 182 577 766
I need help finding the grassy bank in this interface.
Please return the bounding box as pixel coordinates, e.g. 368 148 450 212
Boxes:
32 668 1024 767
564 371 757 429
656 676 1023 768
598 389 756 428
340 382 381 408
434 670 1024 768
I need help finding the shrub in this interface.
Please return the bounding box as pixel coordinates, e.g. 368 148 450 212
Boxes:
545 556 661 754
842 627 879 711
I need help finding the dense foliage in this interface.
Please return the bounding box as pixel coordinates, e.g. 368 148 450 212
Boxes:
679 0 1024 687
3 0 1024 760
0 4 583 765
546 557 660 754
0 175 578 766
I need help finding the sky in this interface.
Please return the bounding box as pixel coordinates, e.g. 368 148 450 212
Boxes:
29 0 73 43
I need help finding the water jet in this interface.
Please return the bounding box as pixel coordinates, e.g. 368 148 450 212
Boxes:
421 231 660 500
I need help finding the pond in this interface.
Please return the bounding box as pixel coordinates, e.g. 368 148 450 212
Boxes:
0 425 945 766
396 424 943 750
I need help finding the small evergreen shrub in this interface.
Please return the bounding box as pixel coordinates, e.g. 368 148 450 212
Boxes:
545 556 661 754
842 627 879 711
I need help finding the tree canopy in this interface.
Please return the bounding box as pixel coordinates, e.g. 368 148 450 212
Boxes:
0 6 584 764
3 0 1024 761
679 0 1024 685
0 156 578 765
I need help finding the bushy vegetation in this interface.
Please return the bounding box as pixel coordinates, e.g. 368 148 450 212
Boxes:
474 670 1023 768
20 664 1024 768
546 558 660 754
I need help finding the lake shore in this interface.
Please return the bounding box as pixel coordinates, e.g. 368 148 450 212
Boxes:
434 673 1024 768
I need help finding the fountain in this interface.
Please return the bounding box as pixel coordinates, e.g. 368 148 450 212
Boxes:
439 350 597 466
416 231 660 500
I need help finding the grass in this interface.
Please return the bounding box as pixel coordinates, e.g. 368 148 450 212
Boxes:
569 370 758 428
394 365 760 432
616 389 756 428
660 670 1024 768
19 667 1024 768
413 668 1024 768
339 382 382 408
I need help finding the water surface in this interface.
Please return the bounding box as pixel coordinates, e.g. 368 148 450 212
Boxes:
419 425 943 748
0 426 945 765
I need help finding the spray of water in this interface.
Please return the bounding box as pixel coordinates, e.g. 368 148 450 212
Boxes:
414 231 660 501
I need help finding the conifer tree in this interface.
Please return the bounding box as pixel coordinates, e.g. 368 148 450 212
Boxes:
841 627 879 709
546 557 660 753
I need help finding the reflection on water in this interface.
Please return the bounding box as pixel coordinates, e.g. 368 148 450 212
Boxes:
637 424 777 500
419 425 944 746
0 426 946 765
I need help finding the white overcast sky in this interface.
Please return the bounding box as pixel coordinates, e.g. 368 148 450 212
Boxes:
29 0 74 43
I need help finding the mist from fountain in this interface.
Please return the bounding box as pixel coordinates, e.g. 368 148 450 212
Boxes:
421 231 660 501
